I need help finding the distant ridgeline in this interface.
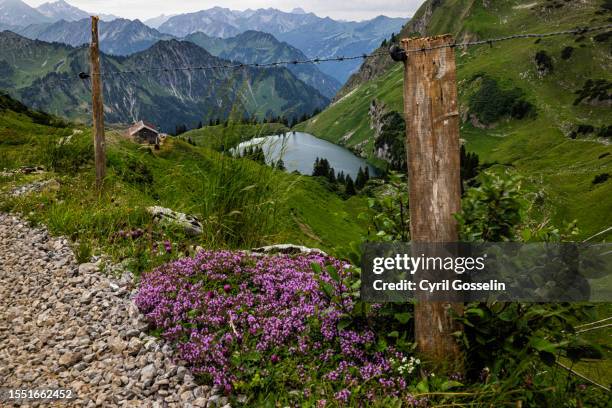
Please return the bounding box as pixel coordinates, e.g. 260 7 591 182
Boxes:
0 31 328 133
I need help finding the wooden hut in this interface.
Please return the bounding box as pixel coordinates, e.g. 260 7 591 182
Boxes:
127 121 160 145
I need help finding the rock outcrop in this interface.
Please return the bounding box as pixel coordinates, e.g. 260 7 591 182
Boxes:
147 206 204 237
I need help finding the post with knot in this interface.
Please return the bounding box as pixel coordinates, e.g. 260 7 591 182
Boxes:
90 16 106 189
401 35 464 371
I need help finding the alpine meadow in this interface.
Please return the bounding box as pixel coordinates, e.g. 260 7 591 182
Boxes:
0 0 611 407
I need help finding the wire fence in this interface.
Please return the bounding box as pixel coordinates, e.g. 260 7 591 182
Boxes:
6 23 607 86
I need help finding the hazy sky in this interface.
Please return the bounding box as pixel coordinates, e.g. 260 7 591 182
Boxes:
25 0 421 21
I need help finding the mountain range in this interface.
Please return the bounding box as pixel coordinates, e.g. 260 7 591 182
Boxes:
157 7 407 83
184 30 341 99
13 19 341 98
0 31 328 131
0 0 117 27
18 18 173 56
0 1 407 85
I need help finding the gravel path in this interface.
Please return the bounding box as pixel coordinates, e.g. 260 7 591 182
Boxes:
0 213 224 407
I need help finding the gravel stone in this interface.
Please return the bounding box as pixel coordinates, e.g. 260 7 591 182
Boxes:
0 213 207 407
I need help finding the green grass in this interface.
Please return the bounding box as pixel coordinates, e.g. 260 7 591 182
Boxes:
295 0 612 240
0 107 369 273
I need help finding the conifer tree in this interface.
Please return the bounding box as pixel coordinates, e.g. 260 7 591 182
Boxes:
355 167 366 190
345 175 356 196
328 168 336 183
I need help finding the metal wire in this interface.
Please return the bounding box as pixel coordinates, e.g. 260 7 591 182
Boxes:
73 23 609 80
4 23 610 84
401 24 612 53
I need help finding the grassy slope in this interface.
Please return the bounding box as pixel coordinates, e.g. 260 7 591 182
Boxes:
296 0 612 238
0 108 369 269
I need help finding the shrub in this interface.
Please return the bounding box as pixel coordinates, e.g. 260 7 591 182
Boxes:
455 171 525 242
569 124 595 139
592 173 610 185
597 125 612 138
560 46 574 60
534 50 554 75
468 76 535 125
460 146 480 191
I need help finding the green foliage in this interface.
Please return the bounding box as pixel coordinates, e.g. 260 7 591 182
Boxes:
355 167 367 190
460 145 481 191
468 76 535 125
361 173 409 242
535 50 554 74
312 158 369 197
592 173 610 185
275 159 286 171
456 171 526 242
561 46 574 60
114 157 154 189
312 157 332 177
40 132 94 173
345 175 356 196
74 239 93 264
240 145 266 165
456 302 603 407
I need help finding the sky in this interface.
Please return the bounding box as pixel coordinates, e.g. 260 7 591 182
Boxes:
25 0 422 21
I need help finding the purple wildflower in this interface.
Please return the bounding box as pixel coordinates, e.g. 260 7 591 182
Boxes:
334 389 351 403
135 250 410 397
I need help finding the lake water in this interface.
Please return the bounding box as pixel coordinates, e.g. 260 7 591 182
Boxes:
235 132 377 178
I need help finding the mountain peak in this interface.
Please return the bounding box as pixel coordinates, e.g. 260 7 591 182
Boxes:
0 0 50 26
291 8 307 14
37 0 89 22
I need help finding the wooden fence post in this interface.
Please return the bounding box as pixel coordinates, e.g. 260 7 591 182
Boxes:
401 35 464 369
90 16 106 188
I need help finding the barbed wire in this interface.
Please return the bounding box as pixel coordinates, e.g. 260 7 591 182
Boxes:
82 23 611 79
399 24 612 53
2 23 610 84
92 52 390 79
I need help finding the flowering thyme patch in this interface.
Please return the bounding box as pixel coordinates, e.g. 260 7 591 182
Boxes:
136 250 416 403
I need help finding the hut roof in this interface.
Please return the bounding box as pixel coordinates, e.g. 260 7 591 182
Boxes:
128 120 159 136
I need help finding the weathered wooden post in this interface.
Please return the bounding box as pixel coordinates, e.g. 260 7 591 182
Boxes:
90 16 106 188
401 35 464 369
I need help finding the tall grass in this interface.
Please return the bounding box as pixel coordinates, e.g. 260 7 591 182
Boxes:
156 143 293 249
